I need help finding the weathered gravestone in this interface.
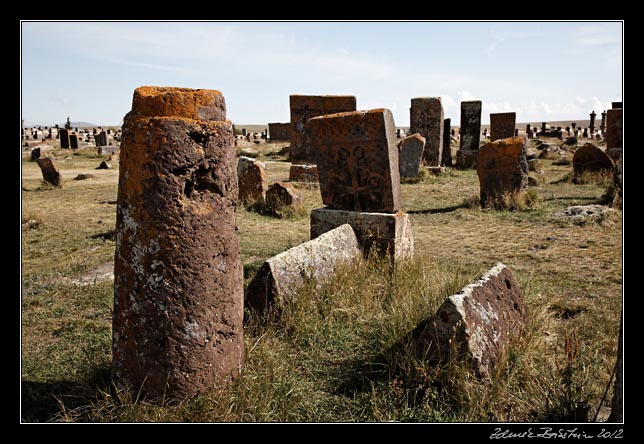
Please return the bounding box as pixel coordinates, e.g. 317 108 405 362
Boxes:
307 109 402 212
410 97 443 166
70 134 79 149
442 118 452 166
30 147 41 161
490 112 516 141
289 163 319 182
457 100 482 169
237 156 267 203
606 109 622 149
572 143 614 175
612 102 622 109
268 122 290 141
476 136 528 207
245 224 361 313
95 131 108 147
36 157 62 187
112 86 243 401
412 263 527 378
59 129 70 148
289 95 356 164
266 181 302 213
398 133 425 178
307 108 413 261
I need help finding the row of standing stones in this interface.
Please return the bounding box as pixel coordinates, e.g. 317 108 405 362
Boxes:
93 87 621 418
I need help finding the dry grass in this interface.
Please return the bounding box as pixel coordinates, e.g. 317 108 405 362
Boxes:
21 139 622 422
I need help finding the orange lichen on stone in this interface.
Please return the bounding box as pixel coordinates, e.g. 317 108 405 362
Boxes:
131 86 227 121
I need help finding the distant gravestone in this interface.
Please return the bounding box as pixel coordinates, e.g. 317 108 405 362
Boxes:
266 181 303 213
442 118 452 166
490 112 516 141
112 86 242 401
290 95 356 164
268 122 290 141
572 143 614 175
476 136 528 207
289 164 319 182
398 133 425 178
36 157 62 187
70 134 79 149
589 110 597 132
237 156 267 203
59 129 70 148
412 263 527 378
95 131 108 147
606 109 622 149
307 108 401 212
410 97 443 166
612 102 622 109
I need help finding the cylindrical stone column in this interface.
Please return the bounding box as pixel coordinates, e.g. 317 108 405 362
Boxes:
112 86 243 401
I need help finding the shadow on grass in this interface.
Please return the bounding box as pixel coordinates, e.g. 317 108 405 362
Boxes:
21 364 111 422
407 203 469 215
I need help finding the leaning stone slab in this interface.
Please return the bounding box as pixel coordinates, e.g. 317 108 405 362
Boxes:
307 108 402 212
413 263 527 378
245 224 361 313
36 157 62 187
310 207 413 261
237 156 267 203
398 133 425 178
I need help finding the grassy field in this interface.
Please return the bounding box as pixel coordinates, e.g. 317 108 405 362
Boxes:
21 139 622 423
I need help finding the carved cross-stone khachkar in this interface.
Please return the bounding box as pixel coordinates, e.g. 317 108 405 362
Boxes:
112 86 244 401
456 100 482 169
410 97 443 167
476 136 528 208
289 94 356 164
605 108 623 161
307 108 413 262
489 112 516 141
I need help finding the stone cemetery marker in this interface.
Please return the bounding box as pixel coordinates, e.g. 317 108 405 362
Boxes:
30 147 41 161
266 181 303 213
413 263 527 378
612 102 622 109
237 156 267 203
489 112 516 141
410 97 443 166
459 101 482 151
306 108 402 212
95 131 108 146
600 110 607 133
442 118 452 166
112 86 243 401
245 224 361 313
572 143 615 175
289 164 319 182
589 110 597 132
476 136 528 207
398 133 425 178
606 109 622 149
268 122 290 141
70 134 79 149
59 129 70 148
290 95 356 164
36 157 62 187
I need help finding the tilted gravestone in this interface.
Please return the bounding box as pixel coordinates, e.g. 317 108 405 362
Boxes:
237 156 267 203
36 157 62 187
112 86 243 401
572 143 615 175
307 109 402 212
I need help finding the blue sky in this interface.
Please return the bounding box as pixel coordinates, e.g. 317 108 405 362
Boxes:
21 21 622 127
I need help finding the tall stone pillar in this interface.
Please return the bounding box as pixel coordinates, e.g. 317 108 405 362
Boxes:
112 86 243 401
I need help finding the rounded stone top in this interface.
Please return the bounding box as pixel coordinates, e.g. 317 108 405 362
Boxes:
131 86 226 121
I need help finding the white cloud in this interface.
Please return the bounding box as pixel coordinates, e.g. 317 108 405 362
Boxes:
575 96 586 105
572 25 621 46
